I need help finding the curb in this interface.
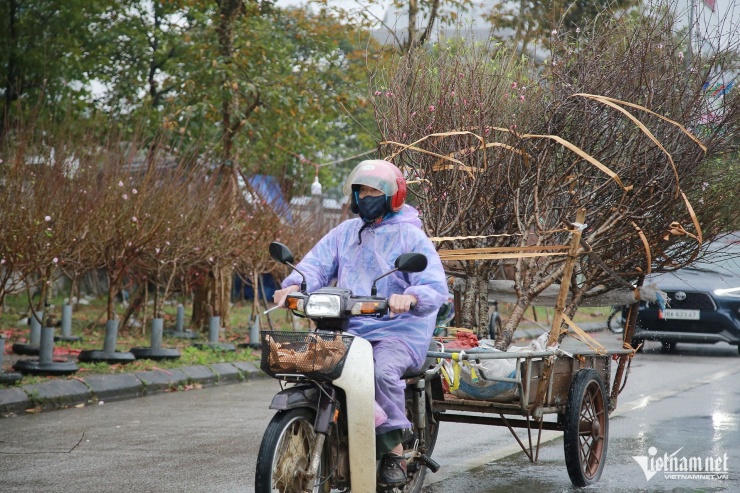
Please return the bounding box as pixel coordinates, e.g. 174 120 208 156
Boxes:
0 361 265 417
0 322 607 417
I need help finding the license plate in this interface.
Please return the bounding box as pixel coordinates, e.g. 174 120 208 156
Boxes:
661 309 700 320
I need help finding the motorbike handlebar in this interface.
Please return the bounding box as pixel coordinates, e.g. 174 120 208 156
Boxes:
280 292 417 319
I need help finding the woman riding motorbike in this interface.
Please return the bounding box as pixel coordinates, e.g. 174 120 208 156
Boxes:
273 159 448 487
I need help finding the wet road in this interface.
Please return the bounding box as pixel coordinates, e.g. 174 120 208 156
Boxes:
1 332 738 492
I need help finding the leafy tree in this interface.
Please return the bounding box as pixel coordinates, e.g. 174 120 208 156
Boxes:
364 0 483 53
0 0 110 143
485 0 639 58
142 1 378 327
171 4 378 177
86 0 202 137
1 0 388 330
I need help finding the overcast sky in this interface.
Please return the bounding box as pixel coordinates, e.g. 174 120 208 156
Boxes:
275 0 392 26
274 0 389 24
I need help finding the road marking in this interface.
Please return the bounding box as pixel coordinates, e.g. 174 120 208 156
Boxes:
424 364 740 486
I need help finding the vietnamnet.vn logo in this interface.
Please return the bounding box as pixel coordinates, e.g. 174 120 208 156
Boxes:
633 447 729 481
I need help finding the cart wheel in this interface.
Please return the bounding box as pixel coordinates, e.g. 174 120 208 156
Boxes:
563 369 608 487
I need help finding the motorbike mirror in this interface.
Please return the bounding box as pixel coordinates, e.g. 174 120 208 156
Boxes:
370 253 428 296
269 242 294 264
395 253 427 273
269 242 307 293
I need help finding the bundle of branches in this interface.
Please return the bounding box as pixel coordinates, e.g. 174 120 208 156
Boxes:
370 1 740 346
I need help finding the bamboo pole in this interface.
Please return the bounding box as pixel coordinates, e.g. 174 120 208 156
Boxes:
532 208 586 414
609 275 644 410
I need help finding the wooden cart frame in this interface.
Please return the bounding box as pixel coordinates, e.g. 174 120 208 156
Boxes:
426 345 633 485
427 209 639 486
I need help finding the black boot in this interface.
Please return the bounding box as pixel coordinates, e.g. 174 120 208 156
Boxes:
378 453 407 487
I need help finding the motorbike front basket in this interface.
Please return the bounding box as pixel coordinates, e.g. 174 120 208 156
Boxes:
260 331 354 380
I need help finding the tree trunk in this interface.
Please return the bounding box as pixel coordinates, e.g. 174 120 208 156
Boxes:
206 0 242 332
496 297 531 350
460 274 477 330
251 269 260 321
121 283 144 330
405 0 418 52
477 277 489 337
191 270 215 332
216 262 233 329
191 264 232 333
1 0 20 144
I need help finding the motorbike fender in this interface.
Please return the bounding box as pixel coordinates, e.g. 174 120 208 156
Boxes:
268 385 321 412
333 335 376 493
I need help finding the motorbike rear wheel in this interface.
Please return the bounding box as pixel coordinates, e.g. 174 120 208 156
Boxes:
255 408 329 493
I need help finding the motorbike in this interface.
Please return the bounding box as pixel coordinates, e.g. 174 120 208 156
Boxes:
255 242 444 493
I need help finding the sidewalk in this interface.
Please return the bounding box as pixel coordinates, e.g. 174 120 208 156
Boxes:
0 360 265 417
0 321 608 417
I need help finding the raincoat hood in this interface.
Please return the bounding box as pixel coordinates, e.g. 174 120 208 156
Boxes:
375 204 423 229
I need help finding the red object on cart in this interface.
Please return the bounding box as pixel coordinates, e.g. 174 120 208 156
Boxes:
443 330 479 350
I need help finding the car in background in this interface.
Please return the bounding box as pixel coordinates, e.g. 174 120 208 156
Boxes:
631 233 740 355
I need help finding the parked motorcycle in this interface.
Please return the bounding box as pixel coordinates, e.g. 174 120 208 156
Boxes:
255 242 443 493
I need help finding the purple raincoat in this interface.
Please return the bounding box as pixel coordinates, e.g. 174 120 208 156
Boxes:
281 204 448 432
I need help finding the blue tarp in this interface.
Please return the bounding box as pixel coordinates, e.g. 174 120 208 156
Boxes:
247 174 293 223
233 273 278 301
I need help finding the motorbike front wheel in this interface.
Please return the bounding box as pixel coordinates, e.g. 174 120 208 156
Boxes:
255 408 328 493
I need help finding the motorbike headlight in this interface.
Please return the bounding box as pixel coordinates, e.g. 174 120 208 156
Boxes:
305 294 342 317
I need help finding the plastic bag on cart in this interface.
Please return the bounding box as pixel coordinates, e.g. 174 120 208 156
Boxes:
445 333 557 402
446 344 518 402
506 332 556 354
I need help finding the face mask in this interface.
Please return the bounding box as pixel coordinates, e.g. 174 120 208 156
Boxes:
357 194 387 222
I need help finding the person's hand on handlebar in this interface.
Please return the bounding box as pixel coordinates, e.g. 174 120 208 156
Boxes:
389 294 418 316
273 285 300 308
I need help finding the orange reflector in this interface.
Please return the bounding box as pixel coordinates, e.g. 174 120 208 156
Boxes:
286 297 300 310
333 409 340 423
359 302 380 314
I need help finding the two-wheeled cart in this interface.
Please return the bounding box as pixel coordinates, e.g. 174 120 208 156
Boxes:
426 209 641 486
426 341 634 486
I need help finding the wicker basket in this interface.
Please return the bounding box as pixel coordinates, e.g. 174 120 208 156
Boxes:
260 331 354 380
